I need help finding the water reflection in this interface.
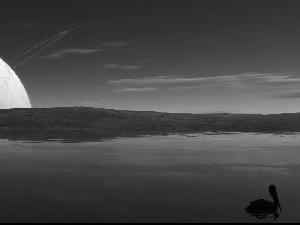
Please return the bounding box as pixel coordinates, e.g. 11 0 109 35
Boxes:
1 131 299 143
0 131 147 143
244 185 282 220
0 132 299 222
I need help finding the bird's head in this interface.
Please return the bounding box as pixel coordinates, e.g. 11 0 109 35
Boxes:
269 185 282 211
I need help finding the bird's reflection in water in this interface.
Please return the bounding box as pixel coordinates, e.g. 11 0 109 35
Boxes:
244 185 282 220
246 208 280 220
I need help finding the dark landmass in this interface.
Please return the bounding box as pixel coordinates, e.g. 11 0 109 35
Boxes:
0 107 300 142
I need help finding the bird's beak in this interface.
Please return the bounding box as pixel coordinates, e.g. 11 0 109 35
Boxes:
278 203 282 212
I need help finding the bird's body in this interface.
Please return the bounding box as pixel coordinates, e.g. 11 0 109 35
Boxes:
244 185 282 220
245 199 278 212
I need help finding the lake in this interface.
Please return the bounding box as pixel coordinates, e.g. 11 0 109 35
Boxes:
0 133 299 222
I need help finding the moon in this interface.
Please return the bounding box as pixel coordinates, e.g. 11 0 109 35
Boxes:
0 58 31 109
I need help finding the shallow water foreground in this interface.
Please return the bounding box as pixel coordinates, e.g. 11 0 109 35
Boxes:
0 133 299 223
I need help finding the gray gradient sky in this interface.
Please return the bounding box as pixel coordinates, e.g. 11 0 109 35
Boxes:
2 0 300 114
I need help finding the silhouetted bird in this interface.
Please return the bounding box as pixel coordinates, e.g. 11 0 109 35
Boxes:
244 185 282 220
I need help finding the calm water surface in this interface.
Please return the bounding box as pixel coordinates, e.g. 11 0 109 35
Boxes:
0 133 299 222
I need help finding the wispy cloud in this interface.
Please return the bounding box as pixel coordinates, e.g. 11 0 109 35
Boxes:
111 87 159 92
168 84 224 91
107 76 181 85
103 64 141 70
12 20 38 29
102 58 150 71
262 91 300 99
107 73 300 91
106 73 300 94
107 73 299 85
97 42 132 49
161 108 262 114
40 49 100 59
40 42 132 59
79 101 101 105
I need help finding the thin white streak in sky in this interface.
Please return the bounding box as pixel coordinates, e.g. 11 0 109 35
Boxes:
12 26 79 68
10 31 68 63
13 34 67 69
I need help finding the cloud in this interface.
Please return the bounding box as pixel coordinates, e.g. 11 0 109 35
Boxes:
107 76 181 85
161 109 262 114
103 64 141 70
97 42 132 49
107 73 288 85
12 20 38 29
40 41 132 59
108 75 239 85
263 91 300 99
39 48 101 59
111 87 159 92
107 73 300 91
102 58 150 71
79 101 101 105
168 84 225 91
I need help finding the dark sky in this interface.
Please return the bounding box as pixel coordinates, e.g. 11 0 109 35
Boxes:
2 0 300 113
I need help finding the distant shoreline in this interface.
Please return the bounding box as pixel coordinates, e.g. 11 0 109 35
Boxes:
0 130 299 143
1 107 300 135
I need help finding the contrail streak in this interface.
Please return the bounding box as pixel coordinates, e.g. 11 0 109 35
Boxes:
10 37 50 63
12 25 79 68
12 33 68 69
10 30 69 63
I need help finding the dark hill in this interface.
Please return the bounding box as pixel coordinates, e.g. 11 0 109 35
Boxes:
0 107 300 134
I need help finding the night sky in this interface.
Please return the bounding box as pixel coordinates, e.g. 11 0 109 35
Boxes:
2 0 300 114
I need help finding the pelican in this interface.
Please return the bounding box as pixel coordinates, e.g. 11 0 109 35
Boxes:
244 185 282 219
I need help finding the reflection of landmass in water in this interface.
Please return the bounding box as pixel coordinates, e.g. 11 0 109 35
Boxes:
1 130 300 143
245 185 282 220
0 131 146 143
